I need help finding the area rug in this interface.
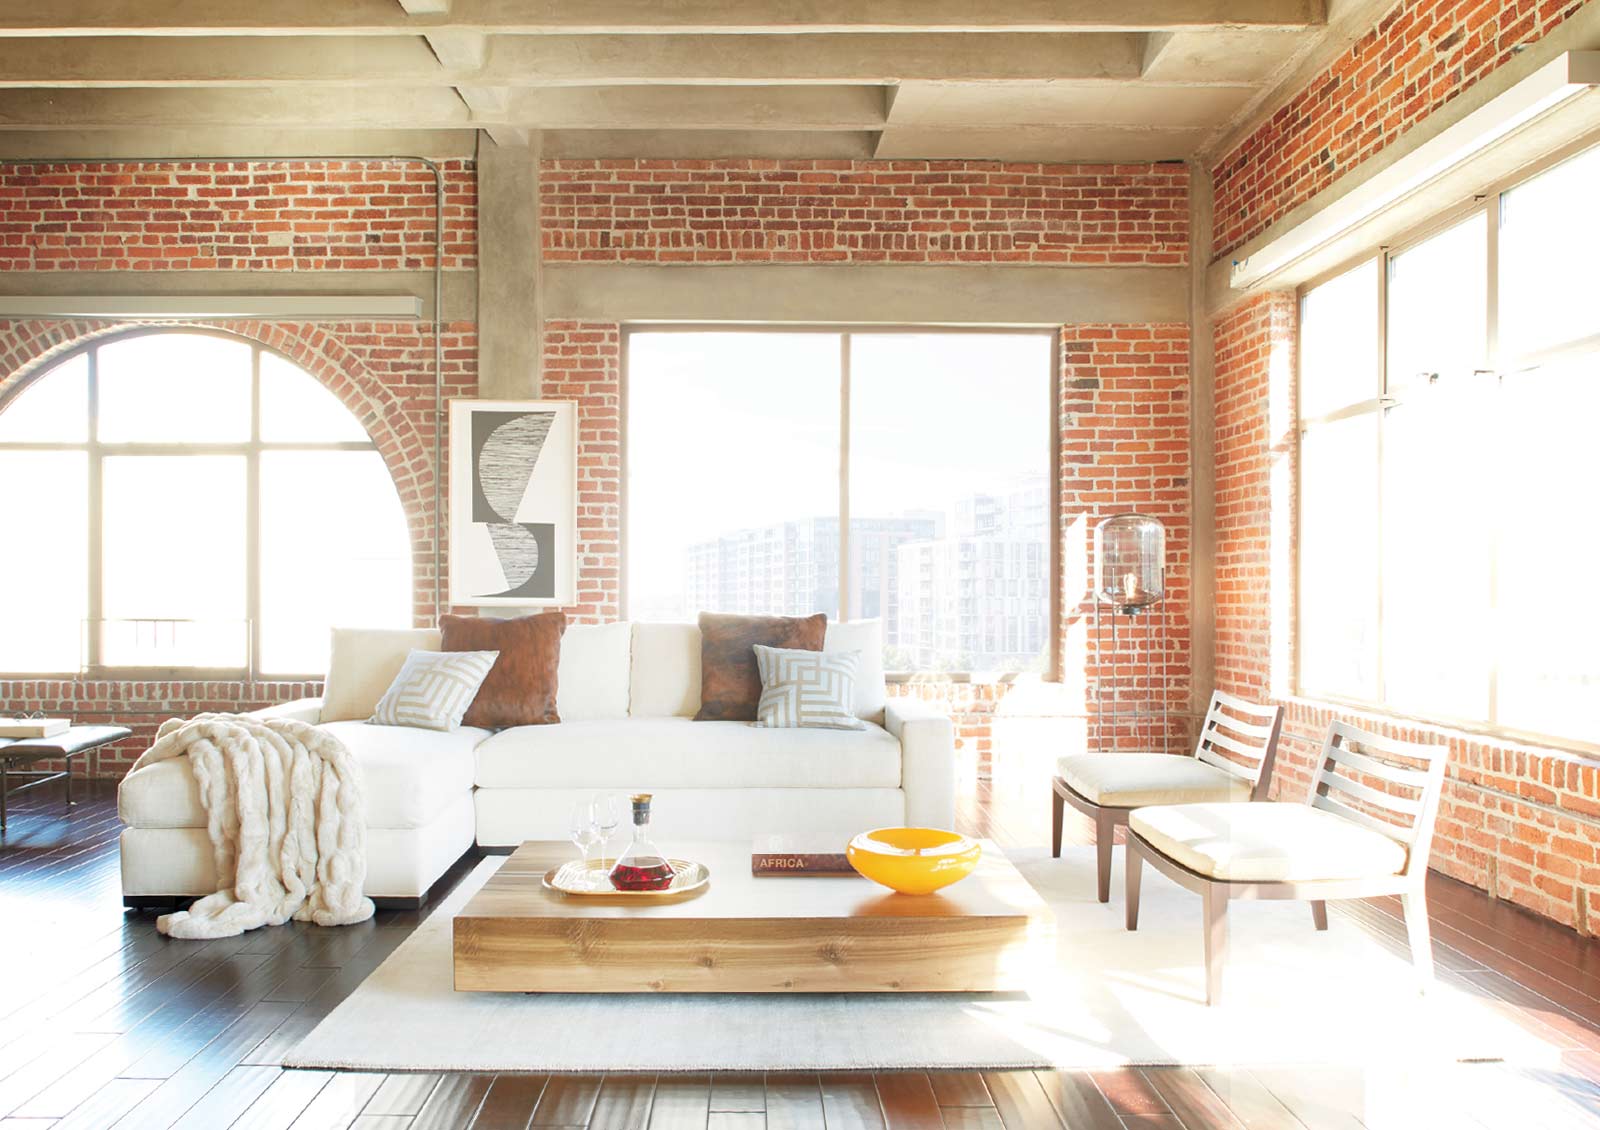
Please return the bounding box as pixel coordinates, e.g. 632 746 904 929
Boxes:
284 848 1562 1072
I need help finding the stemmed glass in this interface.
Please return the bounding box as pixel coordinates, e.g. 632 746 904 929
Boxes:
569 799 599 865
593 794 622 865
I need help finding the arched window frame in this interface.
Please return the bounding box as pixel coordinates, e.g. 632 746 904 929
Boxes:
0 326 406 679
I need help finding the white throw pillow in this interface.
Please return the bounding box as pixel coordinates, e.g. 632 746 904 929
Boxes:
824 619 886 724
321 627 443 722
752 644 865 731
370 649 499 732
629 622 702 717
557 621 633 721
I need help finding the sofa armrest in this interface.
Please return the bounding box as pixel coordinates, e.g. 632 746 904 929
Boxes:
885 698 956 830
246 698 325 725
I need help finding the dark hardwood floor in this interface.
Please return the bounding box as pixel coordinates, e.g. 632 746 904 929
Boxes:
4 779 1600 1129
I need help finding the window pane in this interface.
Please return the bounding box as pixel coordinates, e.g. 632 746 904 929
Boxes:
1496 353 1600 741
101 455 246 666
627 332 840 622
1499 144 1600 358
259 352 370 442
1380 377 1494 720
97 334 252 443
1298 413 1380 700
850 333 1051 672
1387 213 1486 395
259 451 411 674
1300 259 1380 419
0 354 88 443
0 452 86 671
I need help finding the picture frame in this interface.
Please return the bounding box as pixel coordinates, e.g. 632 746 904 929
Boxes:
448 399 578 608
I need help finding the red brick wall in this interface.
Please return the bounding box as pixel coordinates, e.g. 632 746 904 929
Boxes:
1060 325 1195 755
542 159 1189 266
0 160 476 271
1211 292 1600 934
1211 0 1591 256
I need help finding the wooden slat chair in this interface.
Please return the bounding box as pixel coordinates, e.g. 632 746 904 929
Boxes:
1051 690 1284 902
1125 719 1450 1005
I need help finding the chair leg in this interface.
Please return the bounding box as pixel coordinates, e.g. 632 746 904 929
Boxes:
1203 885 1229 1006
1094 812 1114 903
1402 891 1434 991
1124 838 1142 931
1050 787 1064 859
1311 900 1329 931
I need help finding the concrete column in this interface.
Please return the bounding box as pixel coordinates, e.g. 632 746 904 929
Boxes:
1187 160 1217 713
476 129 542 398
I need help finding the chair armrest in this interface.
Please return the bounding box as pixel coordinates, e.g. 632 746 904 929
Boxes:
246 698 325 725
886 698 956 830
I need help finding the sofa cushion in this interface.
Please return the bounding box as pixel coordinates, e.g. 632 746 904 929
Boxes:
557 621 631 721
824 619 887 723
694 611 827 722
321 626 442 722
629 622 701 717
473 717 902 790
118 719 487 831
441 611 566 728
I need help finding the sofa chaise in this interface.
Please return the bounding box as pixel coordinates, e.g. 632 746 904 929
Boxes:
118 620 957 907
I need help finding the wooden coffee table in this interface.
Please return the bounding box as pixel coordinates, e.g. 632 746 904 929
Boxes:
453 839 1053 994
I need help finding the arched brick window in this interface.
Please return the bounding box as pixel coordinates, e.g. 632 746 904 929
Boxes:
0 328 412 676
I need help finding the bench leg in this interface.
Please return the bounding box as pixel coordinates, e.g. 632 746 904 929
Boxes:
65 754 73 807
1125 838 1143 931
1 762 7 833
1402 891 1434 992
1050 787 1063 859
1204 884 1229 1006
1311 899 1328 931
1094 810 1114 903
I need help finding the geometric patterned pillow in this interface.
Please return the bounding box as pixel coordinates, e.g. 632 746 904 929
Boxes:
752 645 865 730
369 649 499 731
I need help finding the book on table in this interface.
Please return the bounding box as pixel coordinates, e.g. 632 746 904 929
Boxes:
751 834 856 876
0 717 70 739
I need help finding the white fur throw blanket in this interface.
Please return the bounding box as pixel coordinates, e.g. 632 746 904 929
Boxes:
129 713 374 939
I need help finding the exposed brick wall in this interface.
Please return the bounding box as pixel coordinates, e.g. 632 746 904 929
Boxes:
542 159 1189 266
541 320 622 624
1211 0 1591 256
0 159 476 271
1060 325 1194 755
1211 291 1600 934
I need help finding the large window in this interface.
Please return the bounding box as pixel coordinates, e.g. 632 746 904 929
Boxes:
1297 142 1600 747
0 330 413 676
627 329 1054 673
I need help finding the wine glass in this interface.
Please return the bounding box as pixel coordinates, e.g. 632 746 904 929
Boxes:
569 799 598 864
593 794 622 864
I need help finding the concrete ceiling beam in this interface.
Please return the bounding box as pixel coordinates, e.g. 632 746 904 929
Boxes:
0 0 1326 37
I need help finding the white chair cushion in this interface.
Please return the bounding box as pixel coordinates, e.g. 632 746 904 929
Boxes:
1128 802 1409 883
556 621 632 721
824 619 887 723
1056 753 1251 807
473 716 901 790
118 719 488 831
629 622 701 717
320 626 442 722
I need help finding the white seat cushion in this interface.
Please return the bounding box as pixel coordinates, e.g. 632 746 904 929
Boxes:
118 720 488 831
1056 753 1251 807
1128 802 1409 883
474 716 902 790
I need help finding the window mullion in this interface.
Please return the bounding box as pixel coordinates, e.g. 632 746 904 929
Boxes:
838 333 851 622
1375 252 1389 707
247 347 262 682
86 346 102 673
1485 195 1501 728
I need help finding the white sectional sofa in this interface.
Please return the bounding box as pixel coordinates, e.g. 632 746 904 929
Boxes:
118 621 957 906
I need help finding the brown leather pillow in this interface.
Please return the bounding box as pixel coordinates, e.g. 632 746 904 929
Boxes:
440 611 566 729
694 611 827 722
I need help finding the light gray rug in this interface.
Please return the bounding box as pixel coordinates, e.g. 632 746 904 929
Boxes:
285 848 1561 1073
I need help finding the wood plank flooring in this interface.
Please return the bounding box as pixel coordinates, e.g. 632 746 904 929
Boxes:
3 780 1600 1129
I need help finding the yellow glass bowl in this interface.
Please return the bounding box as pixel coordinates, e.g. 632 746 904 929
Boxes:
846 828 982 895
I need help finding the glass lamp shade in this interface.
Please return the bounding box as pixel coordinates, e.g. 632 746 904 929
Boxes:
1094 514 1166 613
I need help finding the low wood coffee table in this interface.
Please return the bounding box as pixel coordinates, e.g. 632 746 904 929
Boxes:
453 839 1053 993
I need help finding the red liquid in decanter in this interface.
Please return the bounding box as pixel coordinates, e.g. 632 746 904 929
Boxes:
608 857 677 892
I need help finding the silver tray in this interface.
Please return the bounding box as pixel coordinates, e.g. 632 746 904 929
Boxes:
542 857 711 898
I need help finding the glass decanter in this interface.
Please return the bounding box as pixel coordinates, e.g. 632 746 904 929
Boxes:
607 793 677 891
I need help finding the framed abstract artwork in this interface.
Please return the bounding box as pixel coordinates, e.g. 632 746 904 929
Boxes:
448 399 577 607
